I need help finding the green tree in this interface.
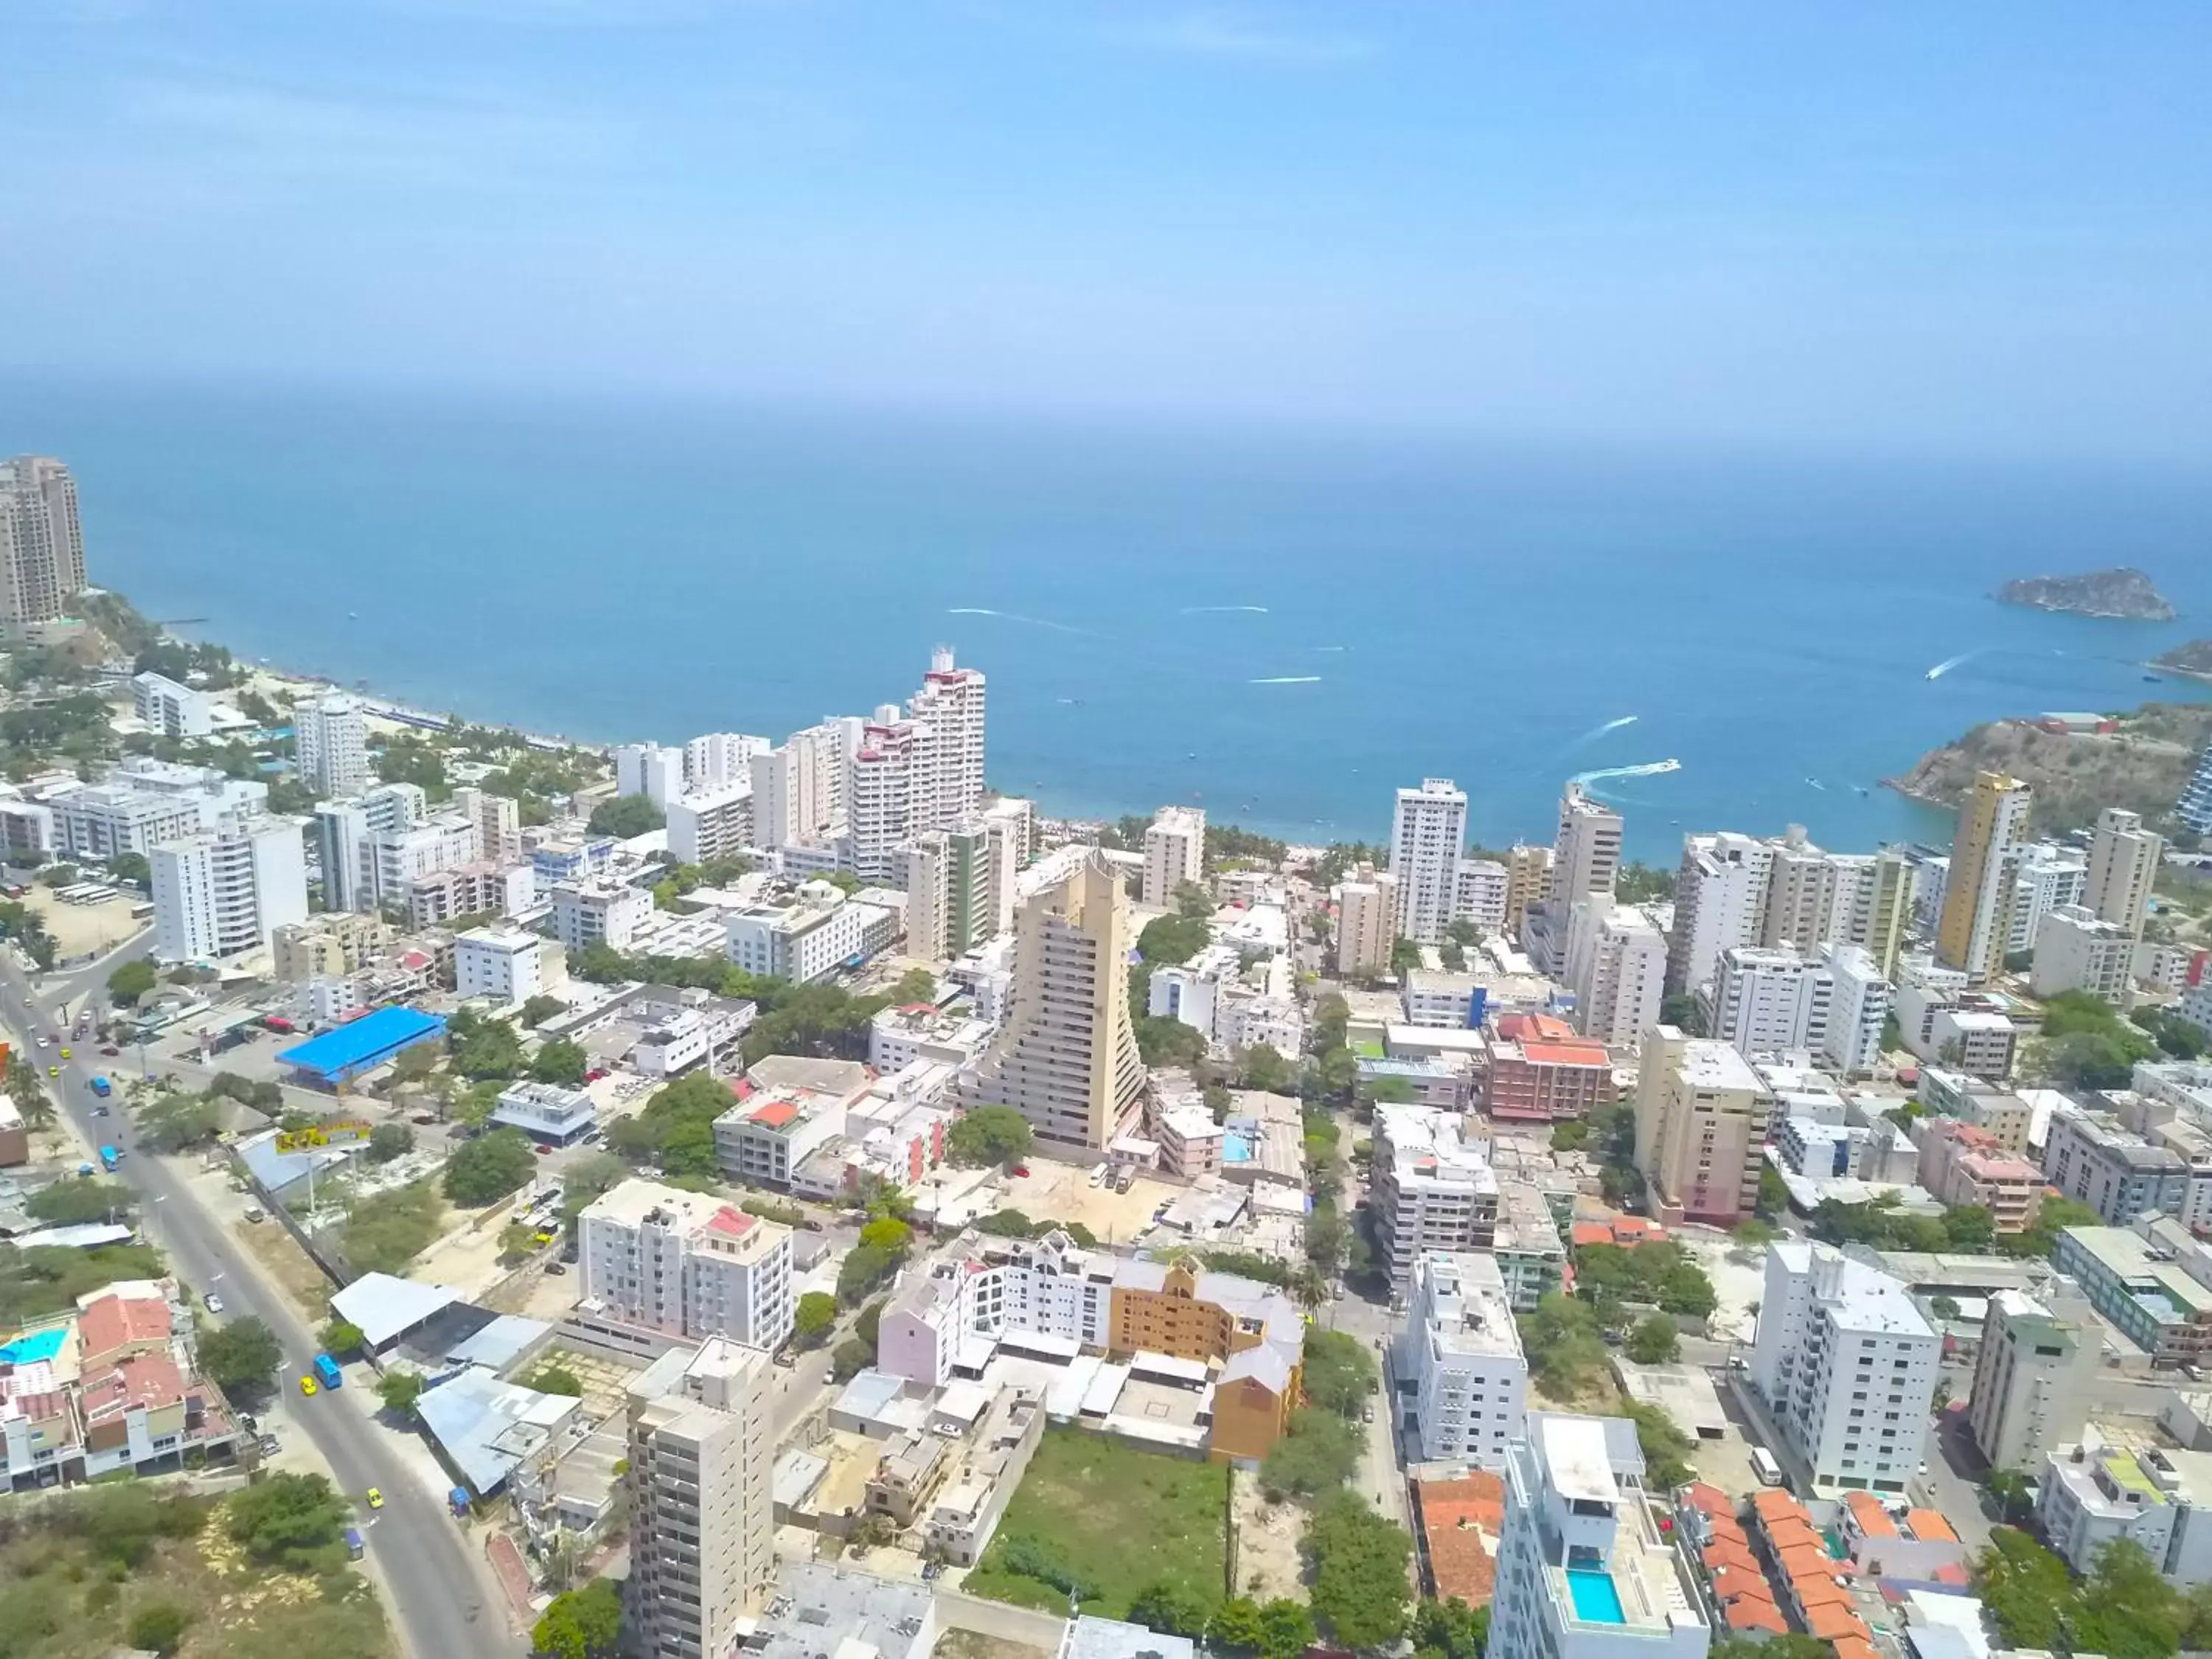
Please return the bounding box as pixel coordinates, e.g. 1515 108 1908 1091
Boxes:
532 1037 589 1087
1173 879 1215 919
859 1215 914 1256
1302 1327 1379 1419
1621 1401 1697 1489
1388 936 1422 975
946 1104 1034 1169
197 1316 282 1392
1625 1312 1680 1365
527 1364 585 1397
224 1472 352 1570
889 966 939 1005
107 849 152 886
1304 1491 1413 1649
127 1603 192 1656
107 957 159 1007
378 1369 425 1419
1518 1292 1609 1394
832 1335 873 1380
443 1127 538 1204
26 1177 136 1225
320 1318 366 1355
1137 1015 1208 1067
794 1291 838 1349
1129 1579 1212 1638
1261 1407 1360 1498
518 992 567 1027
366 1121 416 1164
1258 1600 1318 1659
1210 1597 1267 1652
586 795 665 838
1136 912 1210 966
1976 1526 2075 1650
1411 1597 1488 1659
449 1012 524 1079
837 1243 902 1307
532 1578 624 1659
1930 1293 1962 1322
1239 1043 1293 1093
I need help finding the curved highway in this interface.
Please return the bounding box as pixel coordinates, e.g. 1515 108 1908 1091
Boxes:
4 941 521 1658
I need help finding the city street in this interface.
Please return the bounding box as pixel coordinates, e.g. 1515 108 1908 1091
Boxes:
4 939 521 1659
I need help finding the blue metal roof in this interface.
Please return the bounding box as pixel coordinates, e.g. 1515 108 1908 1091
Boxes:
276 1006 447 1080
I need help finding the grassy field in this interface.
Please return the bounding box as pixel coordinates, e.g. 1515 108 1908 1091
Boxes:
966 1429 1229 1620
0 1481 393 1659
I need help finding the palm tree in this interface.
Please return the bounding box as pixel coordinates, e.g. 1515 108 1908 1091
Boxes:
1292 1265 1330 1314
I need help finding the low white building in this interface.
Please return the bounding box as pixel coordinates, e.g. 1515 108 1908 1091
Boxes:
132 670 216 738
2039 1430 2212 1586
456 925 545 1006
1393 1251 1527 1466
2033 904 2137 1004
577 1178 793 1352
1372 1102 1499 1288
491 1081 598 1144
868 1003 995 1073
551 880 653 954
725 886 866 984
630 987 756 1078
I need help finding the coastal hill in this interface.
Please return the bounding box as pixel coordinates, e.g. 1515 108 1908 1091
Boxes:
1887 700 2212 833
1996 566 2175 620
2153 639 2212 684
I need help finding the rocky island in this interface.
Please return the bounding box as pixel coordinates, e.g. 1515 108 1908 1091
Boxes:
2152 639 2212 684
1996 566 2175 620
1887 700 2212 832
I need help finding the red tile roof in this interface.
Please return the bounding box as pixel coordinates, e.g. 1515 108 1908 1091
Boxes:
1833 1638 1882 1659
1414 1472 1504 1607
80 1351 186 1421
748 1099 799 1129
1775 1544 1833 1584
1751 1487 1811 1523
706 1206 757 1238
1845 1491 1899 1537
1905 1508 1959 1543
1571 1216 1672 1248
1708 1564 1775 1604
1806 1604 1873 1644
1723 1601 1790 1635
1680 1482 1736 1518
76 1289 170 1359
1793 1576 1854 1610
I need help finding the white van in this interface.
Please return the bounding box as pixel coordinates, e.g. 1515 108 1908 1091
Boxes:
1750 1447 1785 1487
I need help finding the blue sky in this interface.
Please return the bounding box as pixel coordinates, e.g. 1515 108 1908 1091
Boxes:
8 1 2212 458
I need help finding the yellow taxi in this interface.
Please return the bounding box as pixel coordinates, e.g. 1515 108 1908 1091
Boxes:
46 1065 58 1078
299 1375 319 1397
59 1047 70 1060
365 1487 383 1509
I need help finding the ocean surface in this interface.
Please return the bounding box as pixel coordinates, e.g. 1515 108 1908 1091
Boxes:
8 372 2212 862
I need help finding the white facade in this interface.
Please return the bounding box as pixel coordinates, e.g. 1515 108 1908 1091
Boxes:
725 888 866 983
613 742 685 808
1143 806 1206 911
0 455 86 626
492 1081 598 1142
910 649 988 829
1706 945 1834 1057
2006 843 2090 957
453 786 522 863
1565 904 1666 1046
752 722 846 854
2087 807 2164 939
131 671 215 738
1666 832 1773 997
1969 1284 2101 1474
313 782 425 911
683 731 769 793
1549 782 1622 905
665 785 751 865
581 1178 794 1351
1394 1251 1528 1466
1489 1413 1709 1659
847 714 935 884
1390 777 1468 945
1748 1242 1938 1492
2032 904 2136 1004
1373 1103 1499 1287
294 692 370 799
551 880 654 953
366 814 479 910
150 816 309 962
456 926 544 1005
1819 943 1892 1074
54 787 205 864
1454 858 1509 934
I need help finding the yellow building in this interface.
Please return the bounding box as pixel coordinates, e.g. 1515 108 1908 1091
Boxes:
1107 1257 1304 1464
1936 771 2033 985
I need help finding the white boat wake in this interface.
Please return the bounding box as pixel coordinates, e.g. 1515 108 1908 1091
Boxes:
1250 675 1323 685
1925 650 1978 681
1573 759 1683 784
1181 604 1270 614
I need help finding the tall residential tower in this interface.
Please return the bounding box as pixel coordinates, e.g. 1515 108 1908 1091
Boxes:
1935 771 2033 984
1390 777 1468 945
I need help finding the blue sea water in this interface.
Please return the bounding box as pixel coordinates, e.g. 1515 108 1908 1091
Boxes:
8 372 2212 860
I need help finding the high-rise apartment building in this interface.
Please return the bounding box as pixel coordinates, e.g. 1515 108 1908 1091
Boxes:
151 816 310 962
451 785 523 863
2031 905 2136 1004
614 742 686 807
1373 1103 1500 1287
1936 771 2033 984
962 852 1145 1153
1489 1413 1710 1659
1634 1026 1773 1226
1454 858 1509 933
1549 782 1623 905
846 712 934 883
579 1178 795 1352
2002 843 2087 958
1502 844 1553 936
1747 1242 1938 1493
1143 805 1206 911
2182 740 2212 836
1335 864 1398 980
1706 939 1901 1072
909 648 987 827
624 1338 774 1659
1968 1283 2101 1473
902 820 993 964
1393 1251 1528 1466
1564 904 1666 1046
682 731 769 794
1666 832 1775 998
2085 807 2165 940
294 692 372 799
0 456 86 628
754 720 846 854
1390 778 1468 945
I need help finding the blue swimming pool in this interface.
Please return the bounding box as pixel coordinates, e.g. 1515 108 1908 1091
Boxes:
1222 1133 1253 1161
1565 1569 1626 1624
0 1327 67 1366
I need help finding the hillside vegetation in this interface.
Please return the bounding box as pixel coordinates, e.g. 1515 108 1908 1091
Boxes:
1886 702 2212 835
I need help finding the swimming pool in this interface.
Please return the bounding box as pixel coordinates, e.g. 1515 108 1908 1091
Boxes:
0 1327 68 1366
1222 1133 1253 1161
1565 1569 1626 1624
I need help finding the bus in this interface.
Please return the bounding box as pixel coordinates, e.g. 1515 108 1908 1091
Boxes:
1750 1447 1785 1487
98 1145 120 1172
312 1353 344 1390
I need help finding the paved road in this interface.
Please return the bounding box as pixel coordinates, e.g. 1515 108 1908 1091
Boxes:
5 947 519 1659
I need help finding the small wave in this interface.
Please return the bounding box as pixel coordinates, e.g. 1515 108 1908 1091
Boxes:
1250 675 1323 685
1573 758 1682 783
945 606 1105 639
1312 644 1349 653
1180 604 1270 614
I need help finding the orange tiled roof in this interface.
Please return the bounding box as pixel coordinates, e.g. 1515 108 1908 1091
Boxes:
1703 1541 1761 1576
1724 1601 1791 1635
1680 1483 1736 1517
1708 1565 1776 1605
76 1289 170 1358
748 1099 799 1128
705 1206 756 1238
1793 1576 1854 1610
1806 1604 1873 1644
1765 1518 1824 1554
1775 1544 1832 1582
1752 1487 1812 1523
1705 1514 1747 1545
1845 1491 1899 1537
1834 1639 1882 1659
1905 1508 1959 1543
1414 1472 1503 1607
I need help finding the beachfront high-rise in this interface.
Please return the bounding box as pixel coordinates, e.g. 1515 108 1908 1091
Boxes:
753 720 844 852
962 851 1145 1154
1549 782 1623 905
1935 770 2032 984
2084 807 2164 940
910 647 987 825
0 456 86 629
624 1338 774 1659
1488 1412 1709 1659
151 815 310 962
294 692 372 799
1390 777 1467 945
1143 805 1206 911
1666 832 1774 998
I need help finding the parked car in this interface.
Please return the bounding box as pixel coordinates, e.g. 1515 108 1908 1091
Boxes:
99 1045 117 1056
544 1262 567 1276
203 1291 224 1313
257 1434 280 1457
535 1144 554 1156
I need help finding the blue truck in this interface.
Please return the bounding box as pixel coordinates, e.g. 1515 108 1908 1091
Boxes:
98 1145 120 1172
89 1076 111 1099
